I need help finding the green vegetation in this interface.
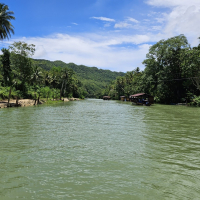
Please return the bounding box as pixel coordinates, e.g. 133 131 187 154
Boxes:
0 3 124 103
0 3 85 104
103 35 200 105
1 2 200 106
0 41 124 102
0 3 15 40
0 41 86 105
33 59 125 98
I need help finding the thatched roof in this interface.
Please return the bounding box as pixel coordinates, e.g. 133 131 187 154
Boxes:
103 96 110 98
129 93 153 98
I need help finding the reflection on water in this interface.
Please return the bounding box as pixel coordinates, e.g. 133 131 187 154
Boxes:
0 100 200 199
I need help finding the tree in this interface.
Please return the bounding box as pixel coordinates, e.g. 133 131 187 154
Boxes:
115 76 126 98
31 66 43 85
182 44 200 91
142 34 190 103
44 72 52 86
31 66 43 104
9 41 35 93
62 68 75 98
1 48 12 106
59 67 69 100
0 3 15 40
1 48 12 86
9 41 35 57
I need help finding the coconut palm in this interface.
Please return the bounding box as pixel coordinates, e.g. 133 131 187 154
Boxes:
44 72 52 86
31 66 43 85
31 66 43 104
0 3 15 40
59 68 75 99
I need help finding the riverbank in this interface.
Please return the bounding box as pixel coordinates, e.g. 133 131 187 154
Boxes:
0 98 80 108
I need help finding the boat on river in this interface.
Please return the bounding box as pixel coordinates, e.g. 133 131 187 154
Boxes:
103 96 111 100
129 93 154 106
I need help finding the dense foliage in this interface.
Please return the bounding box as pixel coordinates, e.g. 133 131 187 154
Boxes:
103 35 200 105
0 41 125 101
0 3 15 40
0 42 86 103
1 3 200 106
1 4 199 106
0 3 124 101
33 59 125 98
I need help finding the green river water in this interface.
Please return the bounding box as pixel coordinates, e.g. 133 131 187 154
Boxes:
0 99 200 200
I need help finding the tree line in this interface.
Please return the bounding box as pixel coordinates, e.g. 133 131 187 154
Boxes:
33 59 125 98
0 1 123 102
0 3 85 104
102 35 200 106
0 41 86 105
2 3 200 105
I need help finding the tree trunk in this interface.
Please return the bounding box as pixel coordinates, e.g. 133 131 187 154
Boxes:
60 82 64 100
37 96 40 104
60 88 62 100
7 87 12 107
16 96 19 106
34 93 37 105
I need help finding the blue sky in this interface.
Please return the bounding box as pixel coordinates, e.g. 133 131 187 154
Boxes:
1 0 200 72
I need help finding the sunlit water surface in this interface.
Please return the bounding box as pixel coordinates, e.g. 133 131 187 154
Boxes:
0 99 200 200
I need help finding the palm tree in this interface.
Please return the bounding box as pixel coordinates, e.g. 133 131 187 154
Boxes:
31 66 43 104
31 66 43 85
44 72 52 86
59 68 72 100
0 3 15 40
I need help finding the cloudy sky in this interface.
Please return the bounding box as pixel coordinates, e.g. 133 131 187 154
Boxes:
1 0 200 72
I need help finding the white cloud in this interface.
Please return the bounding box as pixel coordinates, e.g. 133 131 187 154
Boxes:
151 26 162 31
72 23 78 25
9 33 159 72
91 17 115 22
147 11 157 16
114 22 132 28
104 23 111 27
146 0 200 7
114 17 139 29
126 17 139 23
164 5 200 44
155 17 165 23
146 0 200 45
34 45 46 58
5 0 200 73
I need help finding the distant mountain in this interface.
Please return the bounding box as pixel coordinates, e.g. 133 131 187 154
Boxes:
33 59 125 97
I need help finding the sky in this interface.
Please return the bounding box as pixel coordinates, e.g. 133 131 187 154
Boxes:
1 0 200 72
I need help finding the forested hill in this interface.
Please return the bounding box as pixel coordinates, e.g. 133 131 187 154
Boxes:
33 59 125 97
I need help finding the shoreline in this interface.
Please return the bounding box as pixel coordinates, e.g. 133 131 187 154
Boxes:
0 98 80 109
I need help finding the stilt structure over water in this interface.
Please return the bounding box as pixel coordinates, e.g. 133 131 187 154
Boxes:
129 93 154 106
120 96 129 101
103 96 111 100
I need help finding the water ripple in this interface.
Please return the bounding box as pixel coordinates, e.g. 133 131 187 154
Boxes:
0 100 200 199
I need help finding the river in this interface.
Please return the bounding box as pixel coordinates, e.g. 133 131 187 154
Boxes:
0 99 200 200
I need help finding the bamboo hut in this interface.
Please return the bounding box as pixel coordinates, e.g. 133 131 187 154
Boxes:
120 96 129 101
103 96 111 100
129 93 154 106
